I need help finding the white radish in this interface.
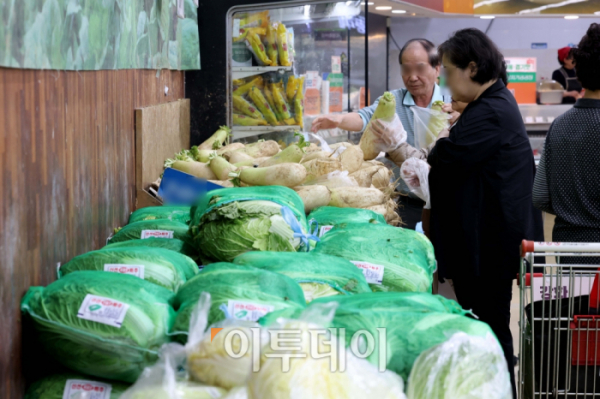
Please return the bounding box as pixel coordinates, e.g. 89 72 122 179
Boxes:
260 145 305 167
350 166 380 188
371 167 393 191
366 204 387 216
301 151 332 163
328 187 386 208
293 185 332 214
339 145 364 174
217 143 245 156
235 140 280 158
208 180 235 188
235 163 307 188
329 142 355 151
172 160 217 180
233 157 269 168
208 156 237 181
304 143 322 154
225 150 254 164
303 159 343 182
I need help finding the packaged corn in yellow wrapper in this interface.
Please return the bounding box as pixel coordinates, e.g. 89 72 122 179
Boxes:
233 95 263 119
233 27 267 43
276 23 291 66
265 25 279 67
286 76 300 103
233 76 263 96
284 118 297 126
271 83 292 120
233 79 246 87
263 85 282 121
294 98 304 128
240 11 269 29
233 114 268 126
296 76 306 100
246 33 272 66
248 87 278 126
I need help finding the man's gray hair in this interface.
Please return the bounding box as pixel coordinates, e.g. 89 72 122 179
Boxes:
399 38 440 67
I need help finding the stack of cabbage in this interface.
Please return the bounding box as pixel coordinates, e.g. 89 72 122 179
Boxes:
313 223 436 293
171 262 307 341
258 292 512 396
21 272 176 383
163 126 400 226
233 251 372 302
188 186 311 263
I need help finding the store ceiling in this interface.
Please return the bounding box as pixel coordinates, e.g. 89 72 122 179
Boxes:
361 0 600 17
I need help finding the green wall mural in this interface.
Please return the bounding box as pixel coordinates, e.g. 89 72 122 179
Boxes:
0 0 201 70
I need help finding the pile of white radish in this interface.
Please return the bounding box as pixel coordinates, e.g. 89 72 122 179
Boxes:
164 131 401 226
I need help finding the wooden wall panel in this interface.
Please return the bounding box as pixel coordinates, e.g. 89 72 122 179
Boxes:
0 68 184 398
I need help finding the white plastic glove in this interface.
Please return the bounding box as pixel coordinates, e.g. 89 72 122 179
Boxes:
368 114 408 153
400 158 431 209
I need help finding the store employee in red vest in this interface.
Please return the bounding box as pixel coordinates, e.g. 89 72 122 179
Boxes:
552 46 583 104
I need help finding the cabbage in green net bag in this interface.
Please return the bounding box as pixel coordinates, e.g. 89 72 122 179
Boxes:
233 251 371 302
259 292 491 380
128 206 192 225
307 206 386 237
171 263 305 342
189 187 313 262
24 373 129 399
109 220 192 245
259 291 467 326
313 223 435 292
104 238 198 261
407 332 512 399
58 247 199 292
21 271 176 383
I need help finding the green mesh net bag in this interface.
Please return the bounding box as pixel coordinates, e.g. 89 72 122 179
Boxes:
260 292 492 380
21 271 176 383
104 238 198 261
24 373 129 399
233 251 371 302
307 206 386 237
189 186 313 263
171 263 306 342
58 247 199 292
128 206 192 225
312 223 436 293
108 220 192 245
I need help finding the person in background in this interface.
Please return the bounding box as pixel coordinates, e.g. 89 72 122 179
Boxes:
533 24 600 265
311 38 453 230
552 47 583 104
429 29 542 398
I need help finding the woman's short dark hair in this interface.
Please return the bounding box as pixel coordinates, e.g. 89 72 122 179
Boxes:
399 38 440 68
572 23 600 91
438 28 507 85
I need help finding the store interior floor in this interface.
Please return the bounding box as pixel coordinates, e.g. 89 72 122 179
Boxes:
437 213 556 381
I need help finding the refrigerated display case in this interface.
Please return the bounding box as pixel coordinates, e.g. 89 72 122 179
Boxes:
226 1 368 145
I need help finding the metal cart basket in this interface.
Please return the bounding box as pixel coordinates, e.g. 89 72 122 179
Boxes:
520 241 600 398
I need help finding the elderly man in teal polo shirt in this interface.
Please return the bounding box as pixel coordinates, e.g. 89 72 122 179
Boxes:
311 38 453 230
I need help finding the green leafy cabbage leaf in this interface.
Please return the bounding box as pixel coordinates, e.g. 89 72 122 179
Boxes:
407 332 512 399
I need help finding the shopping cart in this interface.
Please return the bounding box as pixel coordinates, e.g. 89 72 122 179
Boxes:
519 240 600 398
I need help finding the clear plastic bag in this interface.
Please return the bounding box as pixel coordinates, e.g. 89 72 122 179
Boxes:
120 342 227 399
247 304 408 399
185 293 267 390
303 132 333 153
302 170 358 188
411 106 450 150
406 332 512 399
400 158 431 209
364 114 407 154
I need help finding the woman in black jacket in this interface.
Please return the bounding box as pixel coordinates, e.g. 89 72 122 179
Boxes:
428 29 540 398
